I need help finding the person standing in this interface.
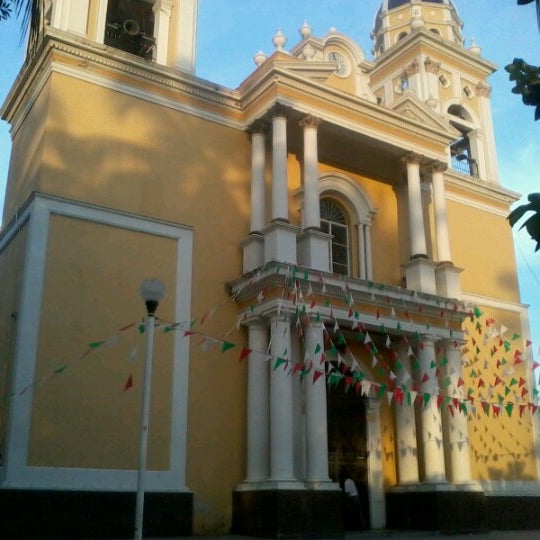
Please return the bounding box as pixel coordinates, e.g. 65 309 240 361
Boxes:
343 473 366 530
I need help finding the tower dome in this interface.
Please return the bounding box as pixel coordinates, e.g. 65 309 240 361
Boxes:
372 0 463 58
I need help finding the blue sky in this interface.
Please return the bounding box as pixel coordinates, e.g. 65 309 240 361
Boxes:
0 0 538 357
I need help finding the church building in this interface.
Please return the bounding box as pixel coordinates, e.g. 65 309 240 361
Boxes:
1 1 539 538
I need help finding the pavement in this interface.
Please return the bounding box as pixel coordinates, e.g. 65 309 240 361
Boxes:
139 531 540 540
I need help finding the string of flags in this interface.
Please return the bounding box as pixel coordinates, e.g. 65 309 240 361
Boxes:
11 265 538 428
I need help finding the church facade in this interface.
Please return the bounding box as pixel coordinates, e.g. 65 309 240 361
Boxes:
0 1 538 538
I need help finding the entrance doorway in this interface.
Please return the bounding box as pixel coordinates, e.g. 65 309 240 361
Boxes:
327 384 370 530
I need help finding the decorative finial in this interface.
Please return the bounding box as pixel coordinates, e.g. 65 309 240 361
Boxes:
302 43 316 61
272 29 287 51
469 37 482 56
299 20 312 39
328 26 337 34
254 50 267 66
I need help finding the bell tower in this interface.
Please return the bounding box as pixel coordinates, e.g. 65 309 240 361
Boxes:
372 0 463 58
369 0 500 184
37 0 198 72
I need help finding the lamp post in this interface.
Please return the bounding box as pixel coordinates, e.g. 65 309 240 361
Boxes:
135 278 166 540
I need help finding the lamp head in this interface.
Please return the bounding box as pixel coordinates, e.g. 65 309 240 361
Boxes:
140 278 166 315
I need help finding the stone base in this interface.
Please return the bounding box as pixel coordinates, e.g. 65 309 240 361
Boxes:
242 233 265 273
263 221 300 265
486 495 540 529
435 261 463 298
403 257 437 294
0 489 193 539
297 228 331 272
232 488 344 538
386 487 486 532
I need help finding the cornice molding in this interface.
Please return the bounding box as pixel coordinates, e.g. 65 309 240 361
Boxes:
368 28 497 79
2 29 244 134
445 170 521 208
241 66 455 154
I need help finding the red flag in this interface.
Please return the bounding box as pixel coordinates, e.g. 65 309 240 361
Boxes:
394 387 404 405
239 347 252 362
119 322 136 332
293 363 304 375
313 370 325 384
124 374 133 391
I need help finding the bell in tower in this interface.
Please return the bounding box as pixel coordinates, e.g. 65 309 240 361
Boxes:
104 0 156 59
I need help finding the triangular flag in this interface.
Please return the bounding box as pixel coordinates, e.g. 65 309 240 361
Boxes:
124 374 133 391
238 347 251 362
221 341 235 353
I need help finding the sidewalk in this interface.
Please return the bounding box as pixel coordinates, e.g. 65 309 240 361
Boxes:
144 530 540 540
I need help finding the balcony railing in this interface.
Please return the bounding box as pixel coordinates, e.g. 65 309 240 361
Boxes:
451 155 479 178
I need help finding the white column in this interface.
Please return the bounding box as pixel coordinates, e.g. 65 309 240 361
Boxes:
174 0 198 73
153 0 173 65
417 336 446 483
394 343 420 485
250 124 266 233
475 83 499 183
271 107 289 222
431 162 452 263
442 340 473 484
299 115 321 230
51 0 90 34
403 153 427 258
364 224 373 280
245 320 270 482
304 320 330 484
468 128 487 180
269 316 295 481
358 224 367 280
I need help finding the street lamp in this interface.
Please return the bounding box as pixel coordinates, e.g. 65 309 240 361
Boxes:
135 278 166 540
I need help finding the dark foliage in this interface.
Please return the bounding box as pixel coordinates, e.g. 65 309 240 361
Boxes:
508 193 540 252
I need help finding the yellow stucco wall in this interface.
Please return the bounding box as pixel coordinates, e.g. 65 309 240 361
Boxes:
2 83 49 224
20 72 251 530
29 215 178 469
0 224 27 463
447 199 520 302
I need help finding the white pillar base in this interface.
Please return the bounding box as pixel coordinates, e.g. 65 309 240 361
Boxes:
241 234 265 274
391 482 455 493
403 257 437 294
435 262 463 299
304 481 341 491
297 229 332 272
262 480 307 490
263 221 300 265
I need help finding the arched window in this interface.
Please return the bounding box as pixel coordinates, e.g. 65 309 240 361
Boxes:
318 173 376 281
320 199 350 276
397 31 408 42
448 104 479 178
